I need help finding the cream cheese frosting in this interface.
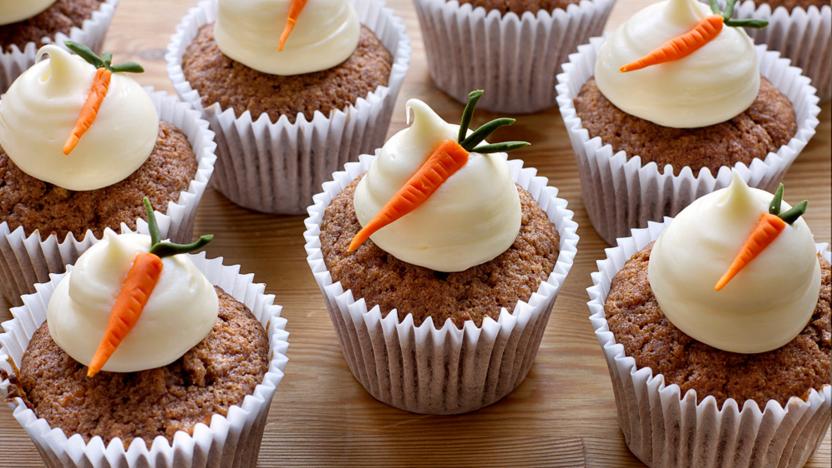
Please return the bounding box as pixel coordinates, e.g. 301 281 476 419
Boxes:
214 0 360 76
353 99 521 273
648 174 821 354
47 232 219 373
595 0 759 128
0 0 55 25
0 45 159 191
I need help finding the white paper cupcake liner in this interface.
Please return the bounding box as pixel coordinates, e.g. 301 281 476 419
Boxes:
304 154 579 414
0 0 118 93
165 0 411 215
0 248 289 467
556 38 821 245
0 89 217 306
587 218 831 468
730 2 831 101
412 0 615 114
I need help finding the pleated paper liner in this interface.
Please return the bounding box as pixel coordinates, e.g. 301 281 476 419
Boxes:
0 250 289 467
305 155 579 414
556 39 820 245
730 1 831 100
587 219 831 468
166 0 411 214
0 89 217 306
0 0 118 93
412 0 615 114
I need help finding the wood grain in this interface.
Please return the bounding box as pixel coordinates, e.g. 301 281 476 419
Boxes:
0 0 829 466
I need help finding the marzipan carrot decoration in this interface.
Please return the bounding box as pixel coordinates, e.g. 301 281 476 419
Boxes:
62 41 144 156
278 0 309 51
620 0 768 73
348 90 529 252
86 198 213 377
714 184 808 291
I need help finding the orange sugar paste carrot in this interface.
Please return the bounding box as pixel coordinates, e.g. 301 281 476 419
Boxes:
347 89 529 252
714 184 808 291
61 41 145 156
620 0 769 73
620 15 724 73
86 251 162 377
86 198 213 377
278 0 309 51
348 139 469 252
63 67 111 155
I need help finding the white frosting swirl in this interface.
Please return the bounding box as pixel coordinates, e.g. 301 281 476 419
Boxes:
214 0 360 76
47 233 219 373
0 0 55 25
648 174 821 354
595 0 759 128
353 99 521 273
0 45 159 191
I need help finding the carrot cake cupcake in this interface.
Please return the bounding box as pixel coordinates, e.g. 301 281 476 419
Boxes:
0 43 215 305
0 0 117 92
588 174 830 467
306 90 579 414
0 204 288 465
556 0 820 244
413 0 614 113
727 0 831 99
167 0 409 214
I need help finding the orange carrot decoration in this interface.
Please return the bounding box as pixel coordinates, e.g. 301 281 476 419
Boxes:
278 0 309 51
348 90 529 252
620 0 768 73
62 41 144 156
714 184 808 291
87 251 163 377
86 198 213 377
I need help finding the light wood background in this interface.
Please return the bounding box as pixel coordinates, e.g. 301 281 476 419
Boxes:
1 0 829 466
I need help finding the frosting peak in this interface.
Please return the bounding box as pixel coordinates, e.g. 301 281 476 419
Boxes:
0 0 55 25
353 99 522 272
214 0 360 76
0 45 159 191
47 232 219 373
594 0 759 128
648 174 821 354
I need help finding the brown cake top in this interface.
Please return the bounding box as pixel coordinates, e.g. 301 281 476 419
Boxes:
181 24 392 123
456 0 581 14
0 122 197 239
573 77 796 173
605 244 831 407
7 287 269 445
320 179 560 328
0 0 105 51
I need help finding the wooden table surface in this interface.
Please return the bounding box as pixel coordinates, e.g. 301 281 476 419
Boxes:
1 0 830 466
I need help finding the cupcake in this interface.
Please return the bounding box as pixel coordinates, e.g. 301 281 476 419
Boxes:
556 0 820 244
0 43 216 306
0 203 288 466
727 0 831 100
412 0 615 113
305 91 579 414
588 174 830 467
167 0 410 214
0 0 118 92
